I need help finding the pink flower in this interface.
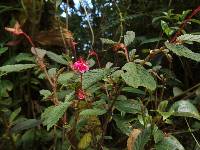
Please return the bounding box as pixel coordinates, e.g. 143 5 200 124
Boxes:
72 57 89 73
77 89 85 100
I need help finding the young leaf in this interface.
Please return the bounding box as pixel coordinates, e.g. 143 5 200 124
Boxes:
155 135 185 150
78 132 92 149
39 90 52 100
165 42 200 62
121 62 156 91
161 20 174 36
170 100 200 120
41 101 72 130
124 31 135 46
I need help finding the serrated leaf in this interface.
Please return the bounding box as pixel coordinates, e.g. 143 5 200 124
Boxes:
11 119 41 133
132 126 152 150
100 38 117 45
46 51 67 65
0 64 36 74
124 31 135 46
79 108 106 117
9 107 21 123
170 100 200 120
115 99 142 114
58 72 74 85
65 91 75 102
41 101 71 130
121 62 156 91
177 34 200 43
155 135 185 150
165 42 200 62
78 132 92 149
113 115 133 135
15 53 34 62
83 69 112 89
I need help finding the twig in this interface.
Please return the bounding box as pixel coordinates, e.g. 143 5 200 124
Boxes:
185 118 200 148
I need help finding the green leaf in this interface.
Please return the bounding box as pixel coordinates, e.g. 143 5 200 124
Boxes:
155 135 185 150
39 90 52 100
0 80 13 97
133 126 152 150
11 119 41 133
100 38 117 45
158 100 168 112
78 132 92 149
115 99 142 114
15 53 34 62
0 47 8 55
48 68 57 77
83 68 112 89
9 107 21 123
0 64 36 74
177 34 200 43
41 101 72 130
65 91 75 102
31 47 46 59
153 128 164 144
46 51 67 65
124 31 135 46
122 87 145 95
140 37 164 45
170 100 200 120
113 115 133 135
165 42 200 62
58 72 74 85
79 108 107 117
161 20 174 36
121 62 156 91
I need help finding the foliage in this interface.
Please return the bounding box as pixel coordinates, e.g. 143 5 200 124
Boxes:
0 0 200 150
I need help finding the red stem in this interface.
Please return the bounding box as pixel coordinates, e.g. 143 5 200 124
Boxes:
170 6 200 43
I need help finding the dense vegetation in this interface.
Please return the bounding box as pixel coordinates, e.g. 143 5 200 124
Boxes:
1 0 200 150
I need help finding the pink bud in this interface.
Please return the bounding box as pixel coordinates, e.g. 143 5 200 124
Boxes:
77 89 85 100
